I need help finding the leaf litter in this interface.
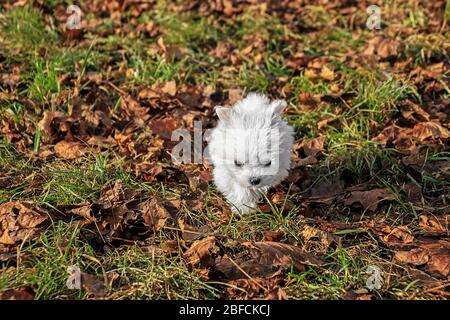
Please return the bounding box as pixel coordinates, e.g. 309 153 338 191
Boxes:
0 0 449 299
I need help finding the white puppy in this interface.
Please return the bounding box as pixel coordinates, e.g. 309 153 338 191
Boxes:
207 93 294 214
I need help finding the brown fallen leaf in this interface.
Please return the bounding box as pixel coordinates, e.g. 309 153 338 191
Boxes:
215 254 279 280
103 204 130 232
0 245 16 262
184 167 212 193
395 242 450 279
67 204 94 222
373 125 413 149
177 85 203 109
344 188 394 211
0 202 47 246
54 140 87 160
298 92 321 111
410 62 445 83
138 87 159 100
343 289 374 300
264 231 284 242
427 252 450 278
80 271 107 297
210 41 231 59
363 36 398 59
301 225 338 250
141 245 164 256
270 191 295 212
99 180 136 205
183 235 217 267
37 111 64 142
422 241 450 279
401 182 423 203
319 65 335 81
86 136 116 149
149 116 179 140
178 218 211 242
137 198 176 231
402 151 450 181
402 150 426 167
308 181 345 205
405 267 443 288
247 241 324 271
400 100 430 123
135 163 164 182
216 241 323 280
381 226 415 247
317 116 340 130
411 121 450 141
0 286 35 300
162 80 177 96
374 121 449 150
395 248 430 266
120 95 150 120
299 136 325 157
264 285 288 300
293 155 318 167
224 277 287 300
419 215 449 236
161 239 183 254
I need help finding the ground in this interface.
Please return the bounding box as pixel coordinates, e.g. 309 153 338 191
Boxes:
0 0 449 300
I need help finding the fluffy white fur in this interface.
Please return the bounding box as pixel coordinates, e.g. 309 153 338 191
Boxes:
207 93 294 214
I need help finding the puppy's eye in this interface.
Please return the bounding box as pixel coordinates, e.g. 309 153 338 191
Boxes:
263 161 271 167
234 160 243 167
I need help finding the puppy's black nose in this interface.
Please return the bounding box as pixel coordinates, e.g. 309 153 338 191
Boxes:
249 177 261 186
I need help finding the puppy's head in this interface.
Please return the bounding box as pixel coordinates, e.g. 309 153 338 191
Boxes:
211 93 294 188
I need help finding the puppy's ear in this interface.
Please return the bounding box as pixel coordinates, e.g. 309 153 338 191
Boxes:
215 106 234 124
269 99 287 115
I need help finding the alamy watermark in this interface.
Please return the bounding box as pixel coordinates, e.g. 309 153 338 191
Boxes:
66 5 82 30
366 5 381 30
66 264 81 289
366 265 383 290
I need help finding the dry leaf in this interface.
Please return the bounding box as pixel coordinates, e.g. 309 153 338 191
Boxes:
178 218 210 242
81 272 107 297
419 215 449 236
395 242 450 278
344 188 394 211
319 65 335 80
264 231 284 242
54 141 87 160
0 286 35 300
411 122 450 141
183 236 217 267
137 198 174 231
247 241 324 271
381 226 415 246
301 225 338 250
300 136 325 157
149 116 179 140
395 248 429 266
162 80 177 96
363 36 398 58
0 202 47 246
37 111 64 142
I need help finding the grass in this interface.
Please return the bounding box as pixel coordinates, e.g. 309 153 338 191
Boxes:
0 6 57 51
0 1 449 300
0 221 219 299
